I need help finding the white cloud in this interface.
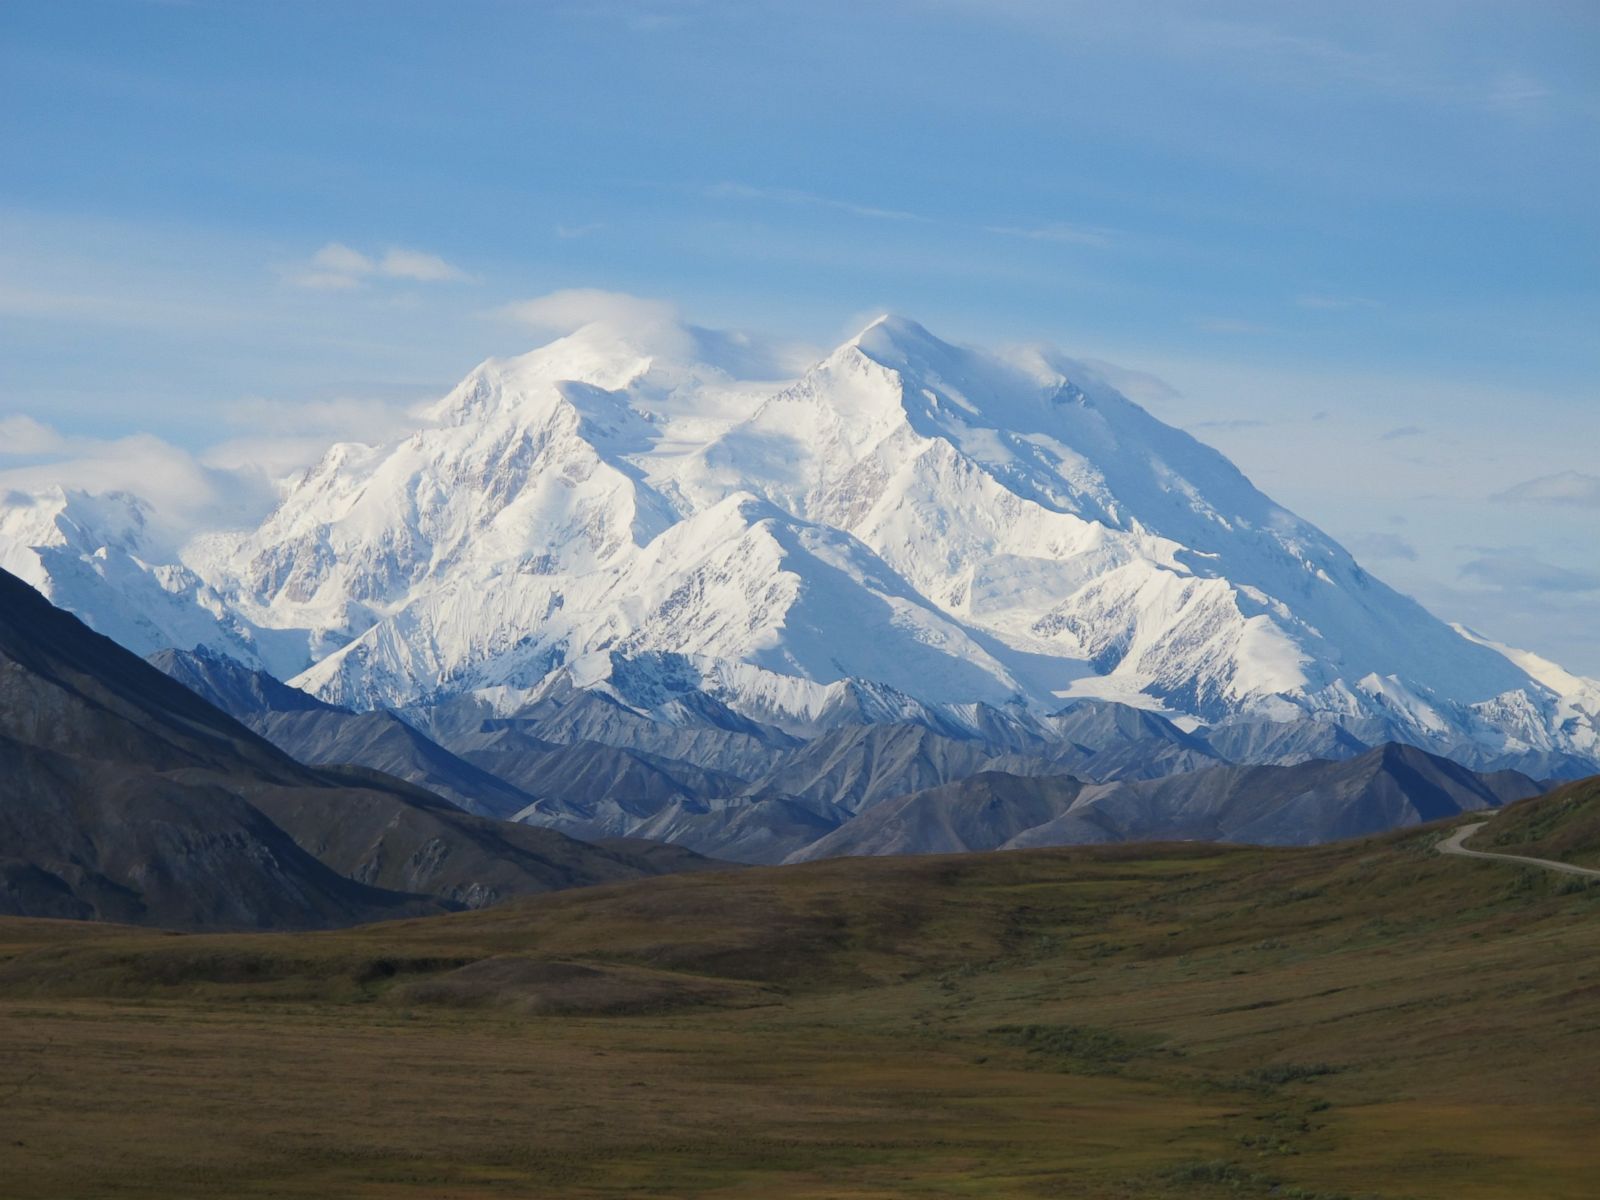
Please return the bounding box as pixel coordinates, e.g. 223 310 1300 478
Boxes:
499 289 812 379
1461 551 1600 594
0 415 71 455
203 395 426 480
501 288 681 336
706 182 927 223
0 395 436 547
1492 471 1600 509
1073 358 1183 411
287 269 366 292
0 420 278 549
1348 531 1419 562
310 242 377 275
1487 71 1553 113
283 242 470 290
220 395 422 437
380 248 470 282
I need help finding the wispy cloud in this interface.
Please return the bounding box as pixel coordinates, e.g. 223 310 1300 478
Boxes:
1486 70 1554 113
0 415 72 456
705 182 927 223
0 391 444 546
204 395 427 480
937 5 1563 116
1349 531 1419 562
379 248 468 282
283 242 472 290
1492 470 1600 508
1461 550 1600 594
1140 11 1556 114
1380 424 1424 441
1171 18 1495 108
707 183 1131 255
497 289 814 378
500 288 681 335
312 243 374 274
1188 417 1268 432
985 222 1111 248
0 418 277 546
555 222 606 240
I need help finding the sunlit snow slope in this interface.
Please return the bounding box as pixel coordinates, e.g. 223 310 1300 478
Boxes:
4 315 1595 770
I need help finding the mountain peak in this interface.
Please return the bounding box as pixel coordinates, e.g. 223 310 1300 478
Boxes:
846 313 953 367
4 313 1591 776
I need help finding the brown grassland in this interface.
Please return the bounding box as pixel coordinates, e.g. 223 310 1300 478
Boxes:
2 798 1598 1198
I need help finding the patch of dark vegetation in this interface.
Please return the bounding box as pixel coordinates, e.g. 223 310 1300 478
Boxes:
1160 1158 1269 1185
389 955 774 1016
353 955 474 986
1234 1062 1340 1090
0 946 323 993
989 1022 1166 1072
1157 1158 1353 1198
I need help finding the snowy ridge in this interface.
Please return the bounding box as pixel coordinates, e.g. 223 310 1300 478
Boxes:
0 486 291 671
2 314 1596 774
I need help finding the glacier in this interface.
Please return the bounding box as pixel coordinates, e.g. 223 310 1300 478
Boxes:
3 314 1596 776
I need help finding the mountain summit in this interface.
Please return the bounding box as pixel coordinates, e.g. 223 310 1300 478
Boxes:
4 316 1596 774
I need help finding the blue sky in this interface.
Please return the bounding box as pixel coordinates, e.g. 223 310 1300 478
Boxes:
2 0 1597 671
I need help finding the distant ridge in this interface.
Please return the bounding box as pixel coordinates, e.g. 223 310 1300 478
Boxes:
0 568 715 928
5 315 1596 786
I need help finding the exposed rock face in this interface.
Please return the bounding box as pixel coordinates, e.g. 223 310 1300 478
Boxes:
788 744 1541 861
4 317 1594 776
0 568 714 928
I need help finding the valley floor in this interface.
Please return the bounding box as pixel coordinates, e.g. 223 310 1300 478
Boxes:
2 819 1598 1198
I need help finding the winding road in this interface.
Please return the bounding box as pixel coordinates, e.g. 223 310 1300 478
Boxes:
1437 822 1600 879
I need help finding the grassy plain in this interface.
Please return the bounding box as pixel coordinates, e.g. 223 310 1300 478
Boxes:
3 808 1598 1198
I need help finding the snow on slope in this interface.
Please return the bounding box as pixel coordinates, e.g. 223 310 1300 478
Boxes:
2 314 1593 770
0 486 297 673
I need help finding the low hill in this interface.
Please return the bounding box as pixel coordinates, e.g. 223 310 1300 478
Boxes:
1469 774 1600 868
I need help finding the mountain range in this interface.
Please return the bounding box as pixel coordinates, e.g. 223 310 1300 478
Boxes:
0 566 711 927
4 315 1594 785
146 639 1542 866
2 314 1595 883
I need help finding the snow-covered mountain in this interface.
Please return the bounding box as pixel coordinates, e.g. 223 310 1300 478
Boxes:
0 486 296 673
4 315 1596 775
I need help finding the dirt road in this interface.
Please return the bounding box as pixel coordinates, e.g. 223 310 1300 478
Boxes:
1437 822 1600 879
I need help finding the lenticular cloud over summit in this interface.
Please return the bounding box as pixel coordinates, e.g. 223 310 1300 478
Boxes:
2 310 1596 776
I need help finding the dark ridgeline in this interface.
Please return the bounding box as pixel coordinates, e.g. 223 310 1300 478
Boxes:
147 641 1543 868
0 568 715 929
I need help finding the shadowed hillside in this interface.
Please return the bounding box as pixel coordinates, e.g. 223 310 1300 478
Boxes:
0 568 717 927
